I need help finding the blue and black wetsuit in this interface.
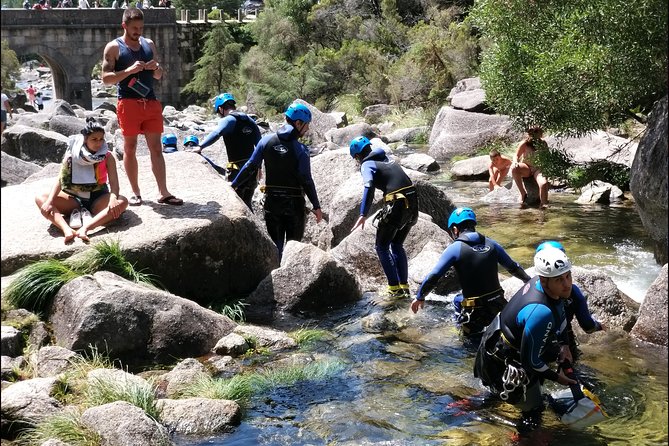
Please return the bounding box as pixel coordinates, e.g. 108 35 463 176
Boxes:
474 276 568 412
232 124 320 258
358 148 418 287
565 284 603 360
199 112 261 208
416 230 530 335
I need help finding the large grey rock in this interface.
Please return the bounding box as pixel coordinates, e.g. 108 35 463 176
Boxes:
362 104 395 122
630 96 668 265
1 355 25 381
213 333 249 357
1 325 23 357
233 324 297 351
631 264 668 346
48 271 237 368
325 122 377 148
546 130 638 168
575 181 625 205
31 346 77 378
450 89 488 113
332 215 457 291
245 241 361 323
1 377 64 437
156 358 208 398
293 99 338 145
447 77 482 100
428 107 522 160
80 401 172 446
48 114 87 138
22 162 61 184
450 155 489 180
1 151 41 186
1 152 279 302
400 153 439 173
384 126 429 144
11 113 51 131
157 397 241 436
0 124 69 166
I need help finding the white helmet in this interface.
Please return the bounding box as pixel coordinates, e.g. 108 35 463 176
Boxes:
534 246 572 278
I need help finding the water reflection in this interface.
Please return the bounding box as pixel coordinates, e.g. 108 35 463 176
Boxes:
179 144 667 446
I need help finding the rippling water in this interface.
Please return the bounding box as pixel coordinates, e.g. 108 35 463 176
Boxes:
178 165 667 446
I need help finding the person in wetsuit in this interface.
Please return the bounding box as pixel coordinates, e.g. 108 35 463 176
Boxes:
231 102 322 258
473 246 577 433
410 207 531 336
535 241 606 361
349 136 419 299
198 92 262 209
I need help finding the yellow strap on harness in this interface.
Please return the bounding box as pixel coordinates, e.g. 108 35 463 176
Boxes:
226 162 240 170
384 185 414 208
461 287 504 308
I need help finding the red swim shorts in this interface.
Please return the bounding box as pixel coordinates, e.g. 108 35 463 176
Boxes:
117 98 164 136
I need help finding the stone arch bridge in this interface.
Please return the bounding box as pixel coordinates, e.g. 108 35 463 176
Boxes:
1 9 213 109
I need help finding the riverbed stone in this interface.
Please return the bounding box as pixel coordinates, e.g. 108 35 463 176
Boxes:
1 325 23 357
325 122 377 147
31 345 77 378
0 151 41 186
80 401 172 446
48 271 236 368
0 124 69 166
428 107 521 160
450 155 490 180
245 241 361 324
630 95 668 265
401 153 440 172
157 397 241 436
1 377 64 438
630 264 668 346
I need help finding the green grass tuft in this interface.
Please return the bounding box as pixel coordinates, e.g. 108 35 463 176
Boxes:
180 374 255 404
180 359 346 407
17 409 101 446
288 327 330 348
219 301 249 323
84 374 160 421
74 240 160 286
4 260 82 313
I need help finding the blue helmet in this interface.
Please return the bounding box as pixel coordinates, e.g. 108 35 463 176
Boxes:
161 133 177 146
536 240 566 254
213 93 235 114
447 207 476 228
285 102 312 123
183 135 200 146
349 136 371 158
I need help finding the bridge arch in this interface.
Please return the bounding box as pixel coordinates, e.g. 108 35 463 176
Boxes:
1 9 183 109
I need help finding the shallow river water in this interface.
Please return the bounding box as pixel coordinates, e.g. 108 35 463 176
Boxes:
178 166 667 446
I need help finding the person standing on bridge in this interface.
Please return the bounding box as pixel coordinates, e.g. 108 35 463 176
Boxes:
101 7 183 206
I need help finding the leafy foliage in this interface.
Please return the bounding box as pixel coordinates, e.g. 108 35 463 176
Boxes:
1 40 21 91
183 24 244 98
470 0 668 135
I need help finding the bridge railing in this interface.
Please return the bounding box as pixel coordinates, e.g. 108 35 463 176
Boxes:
176 8 258 23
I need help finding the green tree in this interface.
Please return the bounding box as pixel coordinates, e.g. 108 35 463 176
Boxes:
183 24 243 98
470 0 668 135
1 41 21 91
388 7 478 106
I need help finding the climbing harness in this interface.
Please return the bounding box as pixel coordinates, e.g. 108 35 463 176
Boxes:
500 362 529 402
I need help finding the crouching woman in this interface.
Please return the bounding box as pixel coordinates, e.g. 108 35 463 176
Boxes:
35 117 128 243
